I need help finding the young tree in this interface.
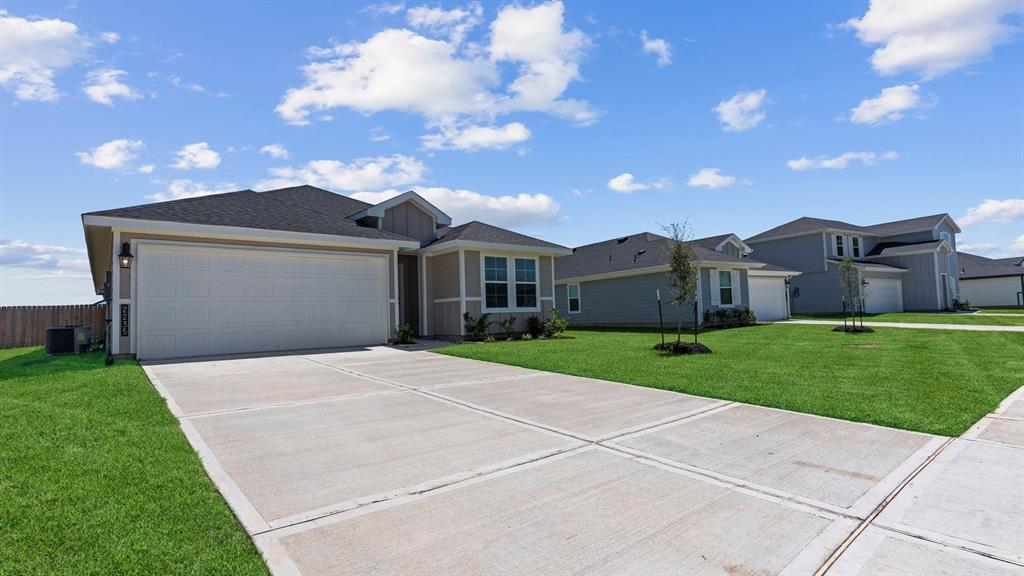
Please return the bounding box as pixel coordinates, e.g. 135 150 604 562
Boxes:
837 257 863 329
662 222 700 343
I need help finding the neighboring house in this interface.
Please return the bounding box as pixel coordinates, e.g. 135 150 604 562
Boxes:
957 252 1024 307
745 214 962 314
81 185 569 360
553 232 800 327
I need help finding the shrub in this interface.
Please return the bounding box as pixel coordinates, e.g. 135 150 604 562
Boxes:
521 333 533 341
462 312 492 340
496 317 518 340
526 316 545 338
703 306 757 328
952 298 972 311
394 323 415 345
545 308 569 338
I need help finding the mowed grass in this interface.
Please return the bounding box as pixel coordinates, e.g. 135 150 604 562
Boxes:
437 325 1024 437
977 307 1024 314
792 312 1024 326
0 348 268 576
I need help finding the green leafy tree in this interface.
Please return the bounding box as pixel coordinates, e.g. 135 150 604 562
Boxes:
662 222 700 343
837 257 865 329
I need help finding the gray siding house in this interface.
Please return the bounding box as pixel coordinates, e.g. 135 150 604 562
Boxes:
554 233 799 327
745 214 962 314
82 186 569 359
957 252 1024 307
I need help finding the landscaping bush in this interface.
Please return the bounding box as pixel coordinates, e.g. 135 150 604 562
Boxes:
545 308 569 338
496 317 518 340
702 306 757 328
394 323 415 345
462 312 492 340
526 316 545 338
654 341 712 355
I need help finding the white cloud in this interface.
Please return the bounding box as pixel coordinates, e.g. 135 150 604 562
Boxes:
850 84 933 125
277 1 594 131
166 74 228 97
686 168 737 189
407 2 482 44
253 154 426 192
0 11 90 101
369 127 392 142
147 179 238 202
362 1 405 16
172 142 221 169
640 30 672 67
351 187 560 227
421 122 531 151
713 89 767 132
83 68 141 105
1009 235 1024 254
100 31 119 44
76 138 143 170
844 0 1024 79
607 172 670 194
0 238 88 273
957 198 1024 228
787 150 899 171
259 143 290 159
137 164 155 174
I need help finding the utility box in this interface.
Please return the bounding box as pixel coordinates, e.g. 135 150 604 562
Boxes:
45 326 92 355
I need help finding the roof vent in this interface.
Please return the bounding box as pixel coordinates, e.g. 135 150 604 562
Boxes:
616 237 629 244
572 248 577 253
633 249 646 263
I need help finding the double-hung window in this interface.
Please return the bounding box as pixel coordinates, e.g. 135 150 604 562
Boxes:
718 271 733 306
835 235 845 257
484 255 539 310
567 283 581 313
484 256 509 309
515 258 537 308
852 237 861 258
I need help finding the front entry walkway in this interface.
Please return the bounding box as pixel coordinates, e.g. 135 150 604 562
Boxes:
779 319 1024 332
142 347 1023 575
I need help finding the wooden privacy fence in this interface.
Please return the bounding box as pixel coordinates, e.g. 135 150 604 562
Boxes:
0 304 107 349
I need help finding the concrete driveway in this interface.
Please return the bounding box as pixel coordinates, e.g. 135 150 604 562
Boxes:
143 347 1023 576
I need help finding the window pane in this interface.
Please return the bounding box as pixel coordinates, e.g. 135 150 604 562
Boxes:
516 283 537 308
720 287 733 305
515 258 536 282
719 271 732 287
568 284 579 299
569 297 580 312
484 256 507 282
485 282 508 308
835 235 844 256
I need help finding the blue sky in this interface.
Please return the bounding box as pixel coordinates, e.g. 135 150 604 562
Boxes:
1 0 1022 304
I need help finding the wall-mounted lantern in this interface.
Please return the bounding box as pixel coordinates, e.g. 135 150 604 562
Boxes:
118 242 134 269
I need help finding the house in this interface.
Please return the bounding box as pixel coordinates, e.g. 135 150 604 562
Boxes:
81 185 570 360
745 214 962 314
957 252 1024 307
553 232 800 327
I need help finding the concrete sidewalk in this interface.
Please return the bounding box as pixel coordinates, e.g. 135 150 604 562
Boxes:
779 319 1024 332
143 347 1024 575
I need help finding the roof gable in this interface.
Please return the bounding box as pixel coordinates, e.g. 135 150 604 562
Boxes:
350 190 452 226
423 221 568 254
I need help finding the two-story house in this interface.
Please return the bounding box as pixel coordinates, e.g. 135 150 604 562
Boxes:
745 214 961 314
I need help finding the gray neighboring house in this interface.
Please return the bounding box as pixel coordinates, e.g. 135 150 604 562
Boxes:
82 185 569 360
745 214 962 314
957 252 1024 307
554 232 799 327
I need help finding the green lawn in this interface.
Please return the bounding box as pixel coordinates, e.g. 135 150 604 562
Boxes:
791 312 1024 326
977 307 1024 315
0 348 267 576
437 326 1024 437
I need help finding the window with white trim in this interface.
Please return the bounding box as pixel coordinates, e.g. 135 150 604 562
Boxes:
718 271 733 306
484 256 508 309
567 283 581 313
835 235 845 257
514 258 537 308
852 236 861 258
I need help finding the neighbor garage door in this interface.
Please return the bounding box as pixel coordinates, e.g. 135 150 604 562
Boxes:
136 243 389 360
748 276 789 321
864 277 903 313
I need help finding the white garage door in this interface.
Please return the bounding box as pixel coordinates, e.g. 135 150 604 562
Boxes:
136 243 389 360
864 277 904 313
748 276 789 321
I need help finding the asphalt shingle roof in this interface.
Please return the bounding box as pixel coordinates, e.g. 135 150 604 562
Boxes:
867 240 945 257
84 187 413 242
747 214 952 243
428 221 568 251
259 185 371 218
555 232 780 281
958 252 1024 279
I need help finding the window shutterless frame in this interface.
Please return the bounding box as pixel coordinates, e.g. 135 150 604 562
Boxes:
719 270 733 306
852 236 861 258
835 234 845 257
480 253 541 313
567 283 581 313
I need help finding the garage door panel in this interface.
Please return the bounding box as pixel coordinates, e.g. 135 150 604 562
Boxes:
137 244 388 360
748 277 788 321
864 278 903 313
